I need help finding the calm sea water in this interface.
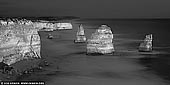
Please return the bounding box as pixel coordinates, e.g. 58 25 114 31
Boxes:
75 19 170 81
10 19 170 85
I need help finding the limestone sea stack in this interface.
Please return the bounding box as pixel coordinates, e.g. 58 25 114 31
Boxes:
74 24 86 43
86 25 114 54
47 34 53 39
139 34 153 52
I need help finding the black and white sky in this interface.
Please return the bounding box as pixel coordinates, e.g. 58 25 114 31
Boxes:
0 0 170 18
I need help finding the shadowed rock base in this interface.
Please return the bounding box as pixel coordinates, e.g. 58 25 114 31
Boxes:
86 52 114 56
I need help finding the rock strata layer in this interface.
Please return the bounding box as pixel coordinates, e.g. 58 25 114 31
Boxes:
87 25 114 54
139 34 153 52
74 24 86 43
0 24 41 65
0 19 73 31
0 18 73 65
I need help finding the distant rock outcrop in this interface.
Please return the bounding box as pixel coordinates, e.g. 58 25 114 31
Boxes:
33 22 56 31
74 24 86 43
34 22 72 31
0 19 73 31
56 23 72 30
139 34 153 52
87 25 115 54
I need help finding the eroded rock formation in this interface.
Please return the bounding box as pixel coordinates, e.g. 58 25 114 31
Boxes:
74 24 86 43
87 25 114 54
56 23 72 30
139 34 153 52
33 22 56 31
0 19 73 31
0 24 41 65
0 18 73 65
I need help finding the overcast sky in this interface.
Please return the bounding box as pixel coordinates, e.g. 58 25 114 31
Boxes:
0 0 170 18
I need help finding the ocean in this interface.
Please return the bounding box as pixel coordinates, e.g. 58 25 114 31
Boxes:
4 19 170 85
75 19 170 81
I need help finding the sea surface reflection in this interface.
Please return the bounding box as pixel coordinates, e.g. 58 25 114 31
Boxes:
15 19 170 85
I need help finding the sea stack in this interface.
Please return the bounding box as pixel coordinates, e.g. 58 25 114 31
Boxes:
86 25 114 55
74 24 86 43
47 34 53 39
139 34 153 52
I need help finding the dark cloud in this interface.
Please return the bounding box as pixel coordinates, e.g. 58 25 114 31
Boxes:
0 0 170 18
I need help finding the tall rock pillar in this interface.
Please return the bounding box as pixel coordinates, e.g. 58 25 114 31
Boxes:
74 24 86 43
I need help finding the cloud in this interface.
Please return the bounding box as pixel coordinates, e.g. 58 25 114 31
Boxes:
0 0 170 18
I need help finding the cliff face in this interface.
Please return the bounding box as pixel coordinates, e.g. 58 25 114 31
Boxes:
0 18 73 65
0 24 41 65
87 25 114 54
33 22 73 31
0 19 73 31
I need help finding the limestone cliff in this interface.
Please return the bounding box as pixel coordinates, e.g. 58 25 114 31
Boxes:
0 18 73 65
0 23 41 65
